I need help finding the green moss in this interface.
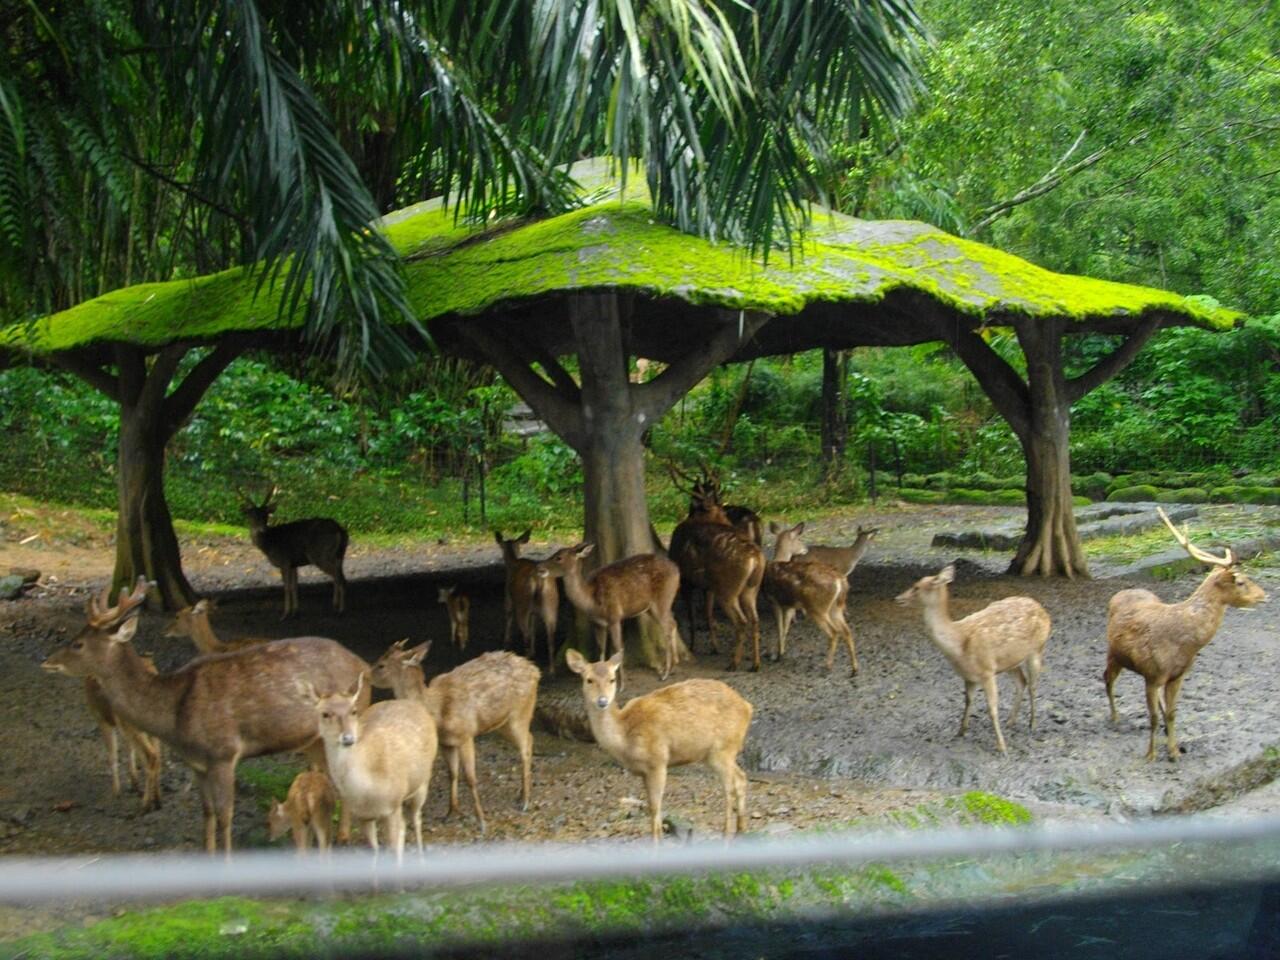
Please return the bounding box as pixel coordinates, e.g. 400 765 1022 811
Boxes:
1107 484 1160 502
1210 485 1280 505
954 792 1033 826
1072 471 1113 500
1155 487 1209 504
898 487 947 504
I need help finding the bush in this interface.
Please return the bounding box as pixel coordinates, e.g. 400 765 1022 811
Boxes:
1071 471 1113 500
897 488 947 504
1208 485 1280 505
1107 484 1161 502
947 488 1025 505
1155 487 1209 504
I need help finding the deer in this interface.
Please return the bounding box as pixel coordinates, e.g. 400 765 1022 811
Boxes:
895 564 1051 755
81 583 163 812
565 649 751 843
42 577 371 854
301 674 437 866
164 598 265 654
241 485 348 618
763 522 859 676
797 525 880 578
370 641 539 834
536 544 683 681
267 769 337 856
437 586 471 651
666 492 766 672
1104 507 1268 762
494 530 560 674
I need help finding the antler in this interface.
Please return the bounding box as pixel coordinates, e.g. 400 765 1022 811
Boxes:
1157 507 1234 567
86 576 152 628
665 460 699 495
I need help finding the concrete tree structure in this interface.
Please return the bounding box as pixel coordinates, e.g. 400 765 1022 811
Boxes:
1 162 1237 655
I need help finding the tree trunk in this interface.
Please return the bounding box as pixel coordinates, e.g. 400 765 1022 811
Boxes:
821 348 848 478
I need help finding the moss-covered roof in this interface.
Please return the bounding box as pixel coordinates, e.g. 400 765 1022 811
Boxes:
1 158 1239 356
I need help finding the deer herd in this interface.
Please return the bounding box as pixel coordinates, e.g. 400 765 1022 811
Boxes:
37 476 1269 858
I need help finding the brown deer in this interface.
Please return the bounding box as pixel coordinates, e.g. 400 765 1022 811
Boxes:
370 641 539 834
242 485 348 618
1105 507 1268 762
764 522 859 676
164 598 264 654
667 494 765 672
565 649 751 842
301 675 436 865
267 769 337 856
495 530 560 674
798 525 879 577
437 586 471 651
81 583 163 812
896 565 1051 755
536 544 682 680
42 577 370 854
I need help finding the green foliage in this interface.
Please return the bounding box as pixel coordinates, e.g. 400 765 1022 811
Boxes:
1155 488 1210 505
1107 485 1161 503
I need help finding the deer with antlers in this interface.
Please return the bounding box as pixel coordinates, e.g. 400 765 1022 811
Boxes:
1105 507 1268 762
241 485 348 618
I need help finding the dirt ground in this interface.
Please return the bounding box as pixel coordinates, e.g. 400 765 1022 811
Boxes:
3 501 1280 871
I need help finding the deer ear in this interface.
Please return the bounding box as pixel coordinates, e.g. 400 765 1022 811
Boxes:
296 680 321 705
517 529 531 544
109 618 139 645
577 542 596 559
345 672 365 703
768 521 782 534
795 521 806 535
937 564 956 584
565 649 588 674
404 641 431 666
606 650 625 672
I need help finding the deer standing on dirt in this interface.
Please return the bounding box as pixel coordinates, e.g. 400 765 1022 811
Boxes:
371 640 539 834
164 598 264 654
895 565 1051 755
241 485 348 618
80 583 163 812
1104 507 1267 762
437 586 471 651
302 674 436 865
495 530 560 673
565 649 751 842
798 525 879 578
267 769 337 856
764 522 859 676
42 577 370 855
536 543 682 680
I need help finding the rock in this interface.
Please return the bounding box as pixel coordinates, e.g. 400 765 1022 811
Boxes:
662 815 695 843
5 805 31 825
0 576 25 601
761 821 795 835
8 567 40 584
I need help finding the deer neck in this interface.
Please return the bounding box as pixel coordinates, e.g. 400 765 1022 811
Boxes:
919 592 966 659
188 615 222 654
394 665 442 719
560 565 601 618
96 647 184 743
583 696 630 761
1181 576 1231 648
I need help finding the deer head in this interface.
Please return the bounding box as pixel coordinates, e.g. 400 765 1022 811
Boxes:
1157 508 1267 609
565 649 624 710
45 577 151 678
535 543 594 581
768 521 809 562
299 673 365 748
895 564 955 607
240 484 279 529
369 638 431 689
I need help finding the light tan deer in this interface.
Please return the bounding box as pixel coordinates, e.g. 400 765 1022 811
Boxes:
370 641 539 834
437 586 471 651
81 583 163 812
164 598 264 654
242 485 348 618
798 525 879 577
1105 507 1268 762
764 522 859 676
565 649 751 842
896 565 1051 755
536 544 682 680
667 495 765 672
495 530 560 674
42 577 370 854
267 769 337 856
301 675 437 865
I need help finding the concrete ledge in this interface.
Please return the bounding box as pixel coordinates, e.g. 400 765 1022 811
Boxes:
932 503 1199 551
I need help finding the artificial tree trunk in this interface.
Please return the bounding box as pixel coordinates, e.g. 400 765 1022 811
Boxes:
459 294 767 669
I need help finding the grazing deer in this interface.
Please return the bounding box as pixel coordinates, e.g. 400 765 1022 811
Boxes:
565 650 751 842
798 525 880 578
764 522 859 676
896 565 1051 755
1105 507 1267 762
536 544 682 680
164 598 264 654
241 485 348 618
371 641 539 834
495 530 560 674
267 769 337 856
437 586 471 651
301 675 436 866
42 577 370 855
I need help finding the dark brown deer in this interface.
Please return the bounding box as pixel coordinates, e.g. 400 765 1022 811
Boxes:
1105 508 1268 762
42 577 370 854
437 586 471 651
242 485 348 618
495 529 560 674
536 544 682 680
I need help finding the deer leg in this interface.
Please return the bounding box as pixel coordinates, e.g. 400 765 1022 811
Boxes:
981 675 1007 755
280 566 296 619
707 752 737 839
704 590 720 654
196 772 217 854
957 682 976 738
365 818 380 858
1164 674 1187 762
503 595 515 648
331 566 346 615
743 584 763 672
724 597 746 672
1104 656 1123 723
643 764 668 844
839 614 858 678
98 720 121 796
129 729 163 813
543 605 559 676
407 782 428 856
209 762 237 857
770 601 786 662
443 744 461 818
459 737 487 834
503 718 534 811
1007 667 1027 728
1143 681 1163 762
1025 653 1043 730
292 822 309 855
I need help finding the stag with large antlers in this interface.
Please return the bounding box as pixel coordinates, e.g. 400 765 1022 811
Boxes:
242 485 348 618
1104 508 1267 762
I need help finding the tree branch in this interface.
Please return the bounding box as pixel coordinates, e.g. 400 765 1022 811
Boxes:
1065 316 1161 404
115 345 147 407
635 310 770 420
163 339 247 436
456 323 584 448
139 344 186 415
55 352 120 402
938 323 1031 438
